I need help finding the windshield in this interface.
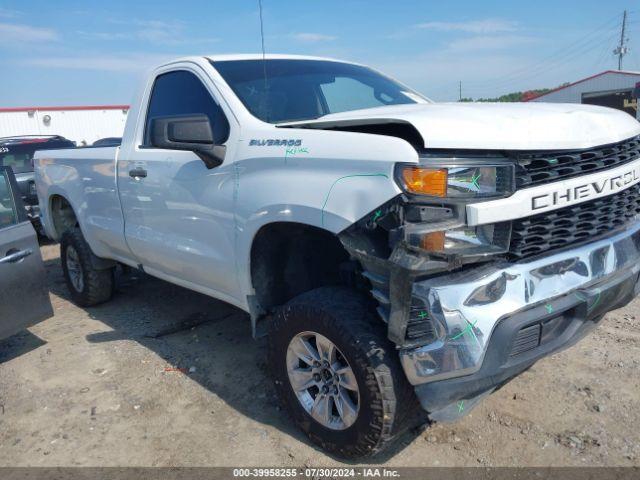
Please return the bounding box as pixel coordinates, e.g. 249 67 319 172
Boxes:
212 59 428 124
0 147 34 174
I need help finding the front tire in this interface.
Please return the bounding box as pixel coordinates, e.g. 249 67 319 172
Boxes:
61 228 115 307
268 287 419 459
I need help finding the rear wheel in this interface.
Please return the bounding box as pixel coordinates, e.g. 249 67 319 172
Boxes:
61 228 114 307
268 287 420 459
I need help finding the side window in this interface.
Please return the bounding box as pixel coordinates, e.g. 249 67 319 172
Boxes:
144 70 230 145
0 170 18 229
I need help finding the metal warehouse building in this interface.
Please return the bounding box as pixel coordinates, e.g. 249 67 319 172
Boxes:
528 70 640 118
0 105 129 145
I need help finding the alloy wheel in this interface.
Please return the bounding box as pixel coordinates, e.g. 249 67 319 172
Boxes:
66 245 84 292
286 331 360 430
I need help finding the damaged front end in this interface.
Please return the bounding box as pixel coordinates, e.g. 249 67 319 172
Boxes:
338 152 640 422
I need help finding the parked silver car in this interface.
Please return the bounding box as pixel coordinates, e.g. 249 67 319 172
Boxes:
0 166 52 340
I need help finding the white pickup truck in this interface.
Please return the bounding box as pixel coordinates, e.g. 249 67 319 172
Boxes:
36 54 640 458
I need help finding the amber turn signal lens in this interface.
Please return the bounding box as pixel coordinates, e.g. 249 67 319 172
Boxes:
420 231 445 252
401 167 448 196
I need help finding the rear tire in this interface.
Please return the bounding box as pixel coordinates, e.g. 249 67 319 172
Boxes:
61 228 114 307
268 286 420 459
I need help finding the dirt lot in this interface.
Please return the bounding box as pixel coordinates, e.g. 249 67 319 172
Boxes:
0 243 639 467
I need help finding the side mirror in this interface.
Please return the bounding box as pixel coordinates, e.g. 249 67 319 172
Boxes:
150 114 225 169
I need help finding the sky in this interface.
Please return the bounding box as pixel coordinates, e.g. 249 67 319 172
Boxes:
1 0 640 106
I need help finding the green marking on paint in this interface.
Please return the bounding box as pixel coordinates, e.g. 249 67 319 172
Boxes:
588 292 601 313
285 146 309 156
418 311 428 319
450 318 478 341
284 146 310 164
373 209 382 221
545 304 554 314
549 158 559 164
470 172 481 191
574 291 601 313
320 173 389 226
457 401 465 413
450 330 465 341
468 324 482 347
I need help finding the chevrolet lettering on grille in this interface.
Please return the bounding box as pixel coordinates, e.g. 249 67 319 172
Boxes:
467 156 640 226
531 165 640 210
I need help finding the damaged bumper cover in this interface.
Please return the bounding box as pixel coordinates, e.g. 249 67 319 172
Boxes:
398 221 640 414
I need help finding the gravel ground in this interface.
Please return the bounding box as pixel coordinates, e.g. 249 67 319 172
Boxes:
0 243 639 467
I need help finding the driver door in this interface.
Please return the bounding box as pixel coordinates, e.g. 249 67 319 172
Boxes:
117 67 239 301
0 166 53 340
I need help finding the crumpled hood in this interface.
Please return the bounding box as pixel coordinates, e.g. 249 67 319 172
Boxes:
279 102 640 151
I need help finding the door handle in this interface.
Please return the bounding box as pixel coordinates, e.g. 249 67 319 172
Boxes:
0 249 33 264
129 167 148 178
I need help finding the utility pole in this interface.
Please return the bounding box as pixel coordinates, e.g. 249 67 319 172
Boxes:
614 10 629 70
459 81 462 101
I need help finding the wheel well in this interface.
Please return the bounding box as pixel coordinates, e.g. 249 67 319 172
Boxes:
250 222 352 314
50 195 78 240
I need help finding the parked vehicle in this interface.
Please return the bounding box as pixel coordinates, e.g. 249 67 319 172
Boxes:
0 166 53 340
92 137 122 147
34 55 640 458
0 135 75 233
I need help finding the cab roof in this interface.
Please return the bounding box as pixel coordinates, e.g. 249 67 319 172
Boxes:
205 54 353 63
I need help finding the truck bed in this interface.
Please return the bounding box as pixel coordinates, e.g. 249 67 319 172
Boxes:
35 146 130 261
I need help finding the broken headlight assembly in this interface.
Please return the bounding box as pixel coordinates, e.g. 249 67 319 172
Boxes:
397 163 514 199
395 161 515 256
402 221 512 255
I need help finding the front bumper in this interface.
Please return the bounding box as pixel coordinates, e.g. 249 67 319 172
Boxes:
399 221 640 415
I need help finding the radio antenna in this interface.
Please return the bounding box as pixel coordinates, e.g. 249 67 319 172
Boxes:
258 0 269 121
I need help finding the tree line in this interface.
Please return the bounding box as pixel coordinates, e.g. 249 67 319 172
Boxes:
459 84 570 102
